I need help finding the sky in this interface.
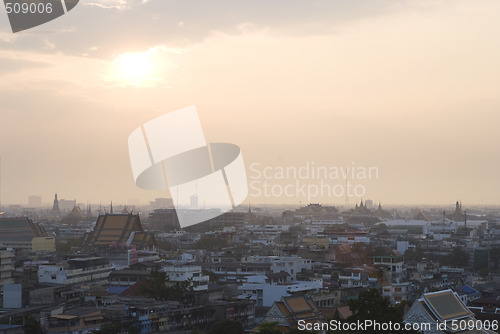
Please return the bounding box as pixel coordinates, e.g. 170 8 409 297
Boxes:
1 0 500 207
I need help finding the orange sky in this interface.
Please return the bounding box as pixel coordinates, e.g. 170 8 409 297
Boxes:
1 0 500 207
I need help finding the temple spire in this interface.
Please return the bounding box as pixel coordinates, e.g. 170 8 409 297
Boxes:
52 193 60 214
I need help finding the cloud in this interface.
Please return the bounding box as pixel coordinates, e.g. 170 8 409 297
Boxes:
0 0 450 60
0 57 51 76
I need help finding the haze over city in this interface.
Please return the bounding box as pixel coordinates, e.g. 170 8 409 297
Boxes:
1 0 500 206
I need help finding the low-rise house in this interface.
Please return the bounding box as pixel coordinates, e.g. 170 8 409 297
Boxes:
48 308 102 334
259 295 324 333
382 282 414 304
404 289 495 333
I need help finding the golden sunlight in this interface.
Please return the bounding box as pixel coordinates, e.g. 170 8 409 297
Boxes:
107 50 163 87
116 52 153 85
119 53 152 79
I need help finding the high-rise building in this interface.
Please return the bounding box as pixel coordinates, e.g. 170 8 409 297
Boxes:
149 198 174 209
190 195 198 209
0 249 14 288
28 195 42 208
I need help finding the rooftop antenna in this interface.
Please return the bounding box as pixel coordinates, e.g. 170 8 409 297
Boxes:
344 168 349 210
464 210 467 229
442 210 446 235
0 156 2 210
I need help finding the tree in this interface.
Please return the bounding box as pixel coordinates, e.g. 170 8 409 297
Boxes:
348 289 401 325
326 289 417 334
94 322 122 334
209 320 244 334
490 247 500 270
55 237 82 254
288 328 317 334
441 247 468 267
350 242 373 265
372 246 390 256
258 322 281 334
127 325 140 334
374 223 388 235
204 270 219 283
403 248 424 262
193 235 229 251
156 240 177 251
184 323 200 334
479 267 489 278
0 315 42 334
139 271 188 302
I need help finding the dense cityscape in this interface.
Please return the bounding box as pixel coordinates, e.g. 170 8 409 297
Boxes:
0 195 499 333
2 1 500 333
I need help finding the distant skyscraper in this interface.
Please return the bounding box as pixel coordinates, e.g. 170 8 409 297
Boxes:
190 195 198 209
150 198 174 209
52 193 60 214
28 195 42 208
58 199 76 212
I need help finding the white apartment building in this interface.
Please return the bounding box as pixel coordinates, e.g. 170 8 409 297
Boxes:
338 271 377 288
328 234 370 245
163 266 209 291
242 256 312 282
38 257 114 285
238 275 323 307
382 282 413 303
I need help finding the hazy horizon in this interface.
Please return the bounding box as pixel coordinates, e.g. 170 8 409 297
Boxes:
1 0 500 206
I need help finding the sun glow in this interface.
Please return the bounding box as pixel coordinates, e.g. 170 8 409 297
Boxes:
119 53 152 80
109 50 163 87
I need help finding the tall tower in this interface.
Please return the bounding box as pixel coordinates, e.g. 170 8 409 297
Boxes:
0 156 2 210
344 169 349 210
52 193 60 214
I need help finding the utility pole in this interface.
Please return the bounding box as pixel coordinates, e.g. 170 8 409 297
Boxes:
0 156 2 210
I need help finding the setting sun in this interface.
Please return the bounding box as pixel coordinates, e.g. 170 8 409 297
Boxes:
116 52 153 85
109 50 161 86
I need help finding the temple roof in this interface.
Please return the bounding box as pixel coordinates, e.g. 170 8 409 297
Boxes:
67 206 85 219
414 209 430 221
0 217 47 238
84 213 155 249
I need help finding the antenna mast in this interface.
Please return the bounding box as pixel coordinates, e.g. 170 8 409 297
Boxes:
0 156 2 210
344 168 349 210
